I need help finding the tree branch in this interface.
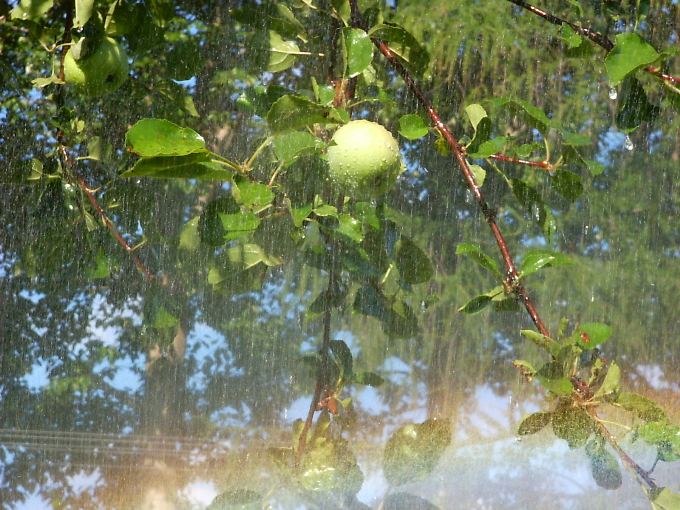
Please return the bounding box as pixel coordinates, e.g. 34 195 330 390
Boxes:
350 1 549 337
505 0 680 86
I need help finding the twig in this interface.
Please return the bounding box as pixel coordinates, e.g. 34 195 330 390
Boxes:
505 0 680 85
350 0 550 337
489 153 555 172
589 408 658 491
53 1 154 282
295 241 336 467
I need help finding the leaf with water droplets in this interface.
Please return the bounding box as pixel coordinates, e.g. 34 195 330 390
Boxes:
455 243 500 276
125 118 206 157
518 412 552 435
342 27 373 78
398 113 429 140
605 32 660 86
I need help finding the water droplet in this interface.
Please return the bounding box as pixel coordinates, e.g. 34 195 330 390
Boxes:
624 135 634 151
464 190 473 204
608 87 617 100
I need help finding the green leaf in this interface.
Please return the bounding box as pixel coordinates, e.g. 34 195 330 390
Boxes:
336 214 363 243
268 30 299 73
298 436 364 496
520 329 561 356
511 179 546 227
605 32 660 86
122 153 233 180
267 95 343 133
342 28 373 78
353 284 388 319
232 177 274 210
152 306 179 329
330 339 353 378
395 237 433 284
575 323 613 350
382 300 419 338
615 392 667 422
227 243 282 269
551 169 583 202
11 0 53 20
383 419 451 486
559 25 582 49
536 375 573 396
465 104 488 131
458 294 492 314
512 359 537 379
594 362 620 399
486 97 555 132
518 412 552 435
207 489 262 510
616 76 660 132
469 164 486 187
220 212 261 241
551 405 595 448
520 250 571 277
273 131 324 164
465 104 492 155
368 22 429 75
74 0 94 28
398 114 429 140
289 202 313 227
652 488 680 510
179 217 200 251
586 439 622 490
455 243 500 276
637 422 680 461
86 250 110 279
352 371 384 387
469 136 506 159
125 119 206 157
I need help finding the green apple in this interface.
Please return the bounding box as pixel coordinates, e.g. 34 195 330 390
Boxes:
327 120 402 200
64 37 129 96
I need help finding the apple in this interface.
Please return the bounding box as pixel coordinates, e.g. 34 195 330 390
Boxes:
327 120 402 200
63 37 129 96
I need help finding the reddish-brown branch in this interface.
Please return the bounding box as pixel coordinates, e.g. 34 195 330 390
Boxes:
76 176 154 281
506 0 680 86
588 407 658 491
490 153 555 171
53 2 154 282
350 3 549 337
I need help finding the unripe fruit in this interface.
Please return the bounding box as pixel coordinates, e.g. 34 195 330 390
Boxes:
64 37 129 97
326 120 402 200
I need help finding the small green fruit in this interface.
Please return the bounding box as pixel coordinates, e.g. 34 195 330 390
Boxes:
64 37 129 96
327 120 402 200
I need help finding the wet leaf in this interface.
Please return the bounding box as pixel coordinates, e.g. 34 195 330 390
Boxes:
458 294 492 314
273 131 324 164
637 422 680 461
207 489 262 510
469 136 506 159
551 169 583 202
469 164 486 187
219 212 261 241
575 323 613 350
585 439 622 490
368 22 429 75
232 177 274 210
616 392 667 422
123 153 233 180
267 95 344 132
352 371 384 387
605 32 660 86
551 405 595 448
511 179 546 227
336 214 363 243
616 76 660 132
125 118 206 157
518 412 552 435
395 237 433 284
383 418 451 486
398 113 429 140
342 27 373 78
593 361 620 399
455 243 500 276
299 436 363 496
520 250 572 277
330 339 353 378
520 330 560 355
268 30 298 73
